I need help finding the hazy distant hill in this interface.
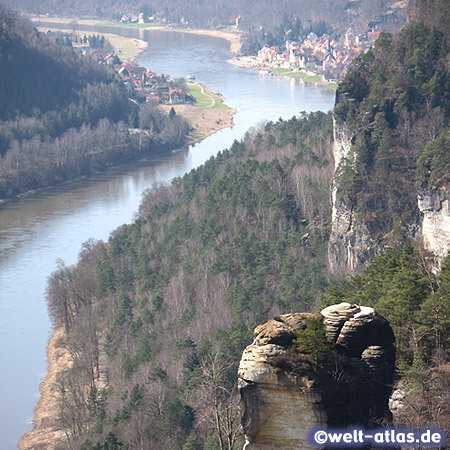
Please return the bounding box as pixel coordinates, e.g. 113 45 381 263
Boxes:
0 6 190 198
0 6 118 120
5 0 406 36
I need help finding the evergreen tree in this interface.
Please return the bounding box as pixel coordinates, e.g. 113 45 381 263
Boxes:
292 317 332 364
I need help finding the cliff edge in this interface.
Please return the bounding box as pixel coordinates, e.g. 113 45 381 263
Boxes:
238 303 395 449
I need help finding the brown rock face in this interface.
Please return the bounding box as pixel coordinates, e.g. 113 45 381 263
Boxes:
238 303 395 450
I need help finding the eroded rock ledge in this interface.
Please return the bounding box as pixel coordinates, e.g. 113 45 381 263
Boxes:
238 303 395 450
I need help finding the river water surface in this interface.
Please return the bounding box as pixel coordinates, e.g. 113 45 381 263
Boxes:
0 26 335 448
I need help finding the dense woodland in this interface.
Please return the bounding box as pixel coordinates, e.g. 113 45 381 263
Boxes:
18 0 450 447
0 6 190 198
46 112 335 449
325 4 450 436
334 18 450 239
322 243 450 432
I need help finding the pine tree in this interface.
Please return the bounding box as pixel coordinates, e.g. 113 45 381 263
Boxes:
292 317 332 364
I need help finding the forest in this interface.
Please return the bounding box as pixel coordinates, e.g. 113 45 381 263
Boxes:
334 17 450 241
322 243 450 432
15 0 450 447
46 111 335 449
0 6 190 198
45 98 450 449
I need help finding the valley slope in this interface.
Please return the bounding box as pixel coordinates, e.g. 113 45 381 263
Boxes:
20 0 450 448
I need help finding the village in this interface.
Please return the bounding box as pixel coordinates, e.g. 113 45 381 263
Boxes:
43 28 188 106
39 27 237 145
97 53 187 106
43 19 382 87
232 26 381 81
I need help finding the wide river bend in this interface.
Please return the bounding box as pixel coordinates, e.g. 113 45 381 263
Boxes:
0 26 335 448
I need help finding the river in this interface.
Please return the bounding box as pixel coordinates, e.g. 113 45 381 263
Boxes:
0 26 335 448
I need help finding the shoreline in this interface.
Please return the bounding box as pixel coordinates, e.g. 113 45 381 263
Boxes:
0 24 236 205
18 327 71 450
29 16 242 54
227 55 338 90
174 81 237 144
36 26 148 64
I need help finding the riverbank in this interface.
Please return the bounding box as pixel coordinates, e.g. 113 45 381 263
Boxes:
30 16 242 54
36 25 148 63
165 82 236 144
33 19 238 146
18 327 71 450
164 105 236 145
227 55 338 90
0 27 236 204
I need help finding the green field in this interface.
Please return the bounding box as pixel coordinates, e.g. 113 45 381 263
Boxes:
284 72 307 78
267 68 336 89
187 83 228 109
269 67 292 73
304 75 322 83
99 33 140 61
269 68 308 78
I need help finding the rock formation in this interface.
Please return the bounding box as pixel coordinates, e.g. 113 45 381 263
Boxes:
418 186 450 268
328 114 376 276
328 113 446 275
238 303 395 449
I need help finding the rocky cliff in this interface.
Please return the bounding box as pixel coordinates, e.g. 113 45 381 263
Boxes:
418 186 450 268
328 114 376 276
327 113 450 275
238 303 395 450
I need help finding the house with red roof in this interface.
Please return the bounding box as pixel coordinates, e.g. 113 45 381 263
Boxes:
169 87 185 104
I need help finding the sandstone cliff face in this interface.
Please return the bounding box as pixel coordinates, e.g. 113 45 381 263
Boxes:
328 115 449 274
238 303 395 450
418 186 450 268
328 115 375 276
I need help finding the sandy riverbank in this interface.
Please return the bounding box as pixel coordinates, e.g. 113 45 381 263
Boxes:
162 103 236 145
125 37 148 63
173 27 241 54
30 16 242 54
18 327 72 450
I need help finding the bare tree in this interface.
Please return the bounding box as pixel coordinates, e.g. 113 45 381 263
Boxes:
197 351 243 450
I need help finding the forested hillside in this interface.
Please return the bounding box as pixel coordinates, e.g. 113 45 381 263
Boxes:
28 0 450 448
0 7 190 198
45 112 335 449
324 3 450 435
0 7 115 119
322 244 450 432
408 0 450 40
333 18 450 241
6 0 405 39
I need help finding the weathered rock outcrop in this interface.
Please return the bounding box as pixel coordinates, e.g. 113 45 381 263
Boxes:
328 114 375 275
418 186 450 268
328 115 449 275
238 303 395 450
